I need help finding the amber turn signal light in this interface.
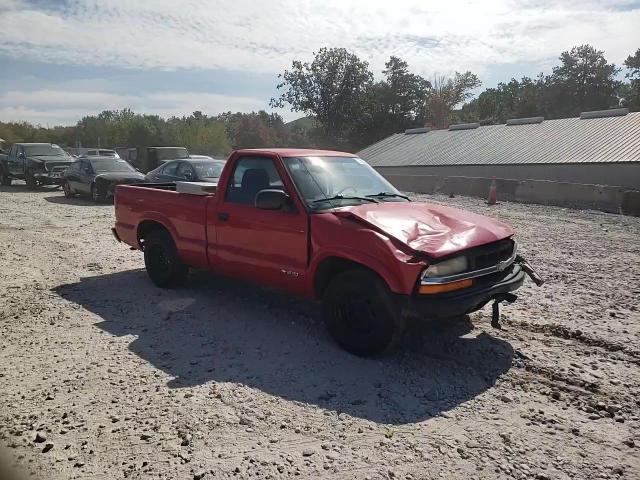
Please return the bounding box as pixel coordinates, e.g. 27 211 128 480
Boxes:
419 278 474 294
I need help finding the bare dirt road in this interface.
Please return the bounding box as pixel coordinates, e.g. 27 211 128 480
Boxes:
1 184 639 480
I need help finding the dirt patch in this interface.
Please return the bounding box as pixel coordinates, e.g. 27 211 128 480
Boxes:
1 185 639 479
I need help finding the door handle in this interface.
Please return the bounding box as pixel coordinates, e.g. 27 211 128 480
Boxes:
218 212 229 221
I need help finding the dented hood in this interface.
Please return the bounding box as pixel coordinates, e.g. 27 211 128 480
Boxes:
334 202 513 258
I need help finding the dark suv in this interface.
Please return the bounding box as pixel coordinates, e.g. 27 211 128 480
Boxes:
1 143 75 189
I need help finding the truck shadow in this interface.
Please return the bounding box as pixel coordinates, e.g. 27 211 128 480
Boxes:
43 195 106 206
53 269 513 425
0 184 61 194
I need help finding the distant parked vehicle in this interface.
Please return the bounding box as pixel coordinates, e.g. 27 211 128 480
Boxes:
62 156 145 203
1 143 74 189
0 141 7 169
146 158 226 183
118 146 190 173
82 149 120 158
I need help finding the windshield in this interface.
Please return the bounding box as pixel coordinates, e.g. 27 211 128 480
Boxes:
25 144 67 157
192 160 225 179
156 148 189 161
283 156 406 209
90 158 136 173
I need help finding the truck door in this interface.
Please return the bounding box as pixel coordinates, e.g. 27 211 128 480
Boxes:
65 160 81 191
6 145 17 175
8 145 24 175
77 159 94 193
211 155 309 294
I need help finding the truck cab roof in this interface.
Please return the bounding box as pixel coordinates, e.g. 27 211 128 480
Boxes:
235 148 355 158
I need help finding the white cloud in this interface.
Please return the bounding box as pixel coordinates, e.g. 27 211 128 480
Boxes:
0 0 638 79
1 1 638 125
0 89 277 125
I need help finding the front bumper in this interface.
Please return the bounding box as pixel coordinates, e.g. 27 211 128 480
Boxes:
403 261 528 319
34 172 65 185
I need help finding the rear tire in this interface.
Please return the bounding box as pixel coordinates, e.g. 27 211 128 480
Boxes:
1 168 11 186
143 229 188 288
25 170 36 190
63 180 73 197
323 269 405 356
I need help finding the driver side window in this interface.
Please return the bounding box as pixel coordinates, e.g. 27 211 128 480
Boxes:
162 162 179 176
225 156 284 205
176 162 195 180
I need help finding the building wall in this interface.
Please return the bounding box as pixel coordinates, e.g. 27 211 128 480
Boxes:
374 163 640 189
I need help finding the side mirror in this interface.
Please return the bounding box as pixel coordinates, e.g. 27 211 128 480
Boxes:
255 189 290 210
18 152 25 159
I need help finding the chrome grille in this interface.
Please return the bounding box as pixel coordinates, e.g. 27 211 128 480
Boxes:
467 239 515 270
45 162 71 174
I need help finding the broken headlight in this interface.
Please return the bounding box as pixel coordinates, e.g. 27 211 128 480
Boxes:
423 256 468 278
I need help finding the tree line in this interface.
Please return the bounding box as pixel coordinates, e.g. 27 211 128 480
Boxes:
1 45 638 154
272 45 639 150
0 109 310 157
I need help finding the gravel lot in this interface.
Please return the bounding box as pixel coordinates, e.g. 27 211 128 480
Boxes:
1 183 639 480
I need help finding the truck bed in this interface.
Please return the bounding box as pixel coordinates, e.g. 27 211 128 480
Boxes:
114 184 214 269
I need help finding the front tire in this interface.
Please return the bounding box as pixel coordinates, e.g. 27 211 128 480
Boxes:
0 169 11 186
143 230 188 288
323 269 405 356
91 183 106 203
63 180 74 197
25 170 37 190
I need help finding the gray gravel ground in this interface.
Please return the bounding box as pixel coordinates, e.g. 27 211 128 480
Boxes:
1 183 639 480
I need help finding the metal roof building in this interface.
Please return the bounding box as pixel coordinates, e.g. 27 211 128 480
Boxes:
358 109 640 190
360 111 640 166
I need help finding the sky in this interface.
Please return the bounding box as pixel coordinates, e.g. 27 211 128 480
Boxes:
0 0 639 126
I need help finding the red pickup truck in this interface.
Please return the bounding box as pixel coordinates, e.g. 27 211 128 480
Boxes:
113 148 542 356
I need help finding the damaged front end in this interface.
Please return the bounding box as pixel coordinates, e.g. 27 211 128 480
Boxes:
407 239 544 327
32 161 72 186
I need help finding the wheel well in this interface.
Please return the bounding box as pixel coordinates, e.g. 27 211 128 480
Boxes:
137 220 169 249
314 256 383 299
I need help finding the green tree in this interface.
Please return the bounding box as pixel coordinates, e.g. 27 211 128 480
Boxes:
461 76 545 124
622 48 640 111
381 56 431 129
271 47 374 148
216 110 296 149
426 71 481 128
359 56 431 145
167 112 231 155
545 44 621 117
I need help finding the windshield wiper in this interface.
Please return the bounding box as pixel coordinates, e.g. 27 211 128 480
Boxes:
366 191 410 200
313 195 378 205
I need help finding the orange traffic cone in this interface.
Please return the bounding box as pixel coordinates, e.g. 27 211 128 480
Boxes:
487 178 497 205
